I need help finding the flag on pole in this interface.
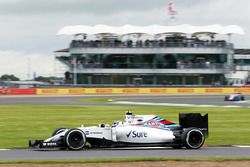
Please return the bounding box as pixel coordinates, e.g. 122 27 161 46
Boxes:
167 1 178 22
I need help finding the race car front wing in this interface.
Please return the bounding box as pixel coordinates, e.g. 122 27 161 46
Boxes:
29 140 65 149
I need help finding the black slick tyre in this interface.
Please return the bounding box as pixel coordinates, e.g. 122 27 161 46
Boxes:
64 128 86 150
182 128 205 149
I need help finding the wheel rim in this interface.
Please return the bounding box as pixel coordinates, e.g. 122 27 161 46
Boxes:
186 129 204 149
66 130 85 150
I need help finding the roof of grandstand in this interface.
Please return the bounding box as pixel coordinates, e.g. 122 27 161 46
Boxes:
57 24 244 37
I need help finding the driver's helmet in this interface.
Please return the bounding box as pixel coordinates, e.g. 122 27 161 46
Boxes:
125 113 134 124
112 120 122 127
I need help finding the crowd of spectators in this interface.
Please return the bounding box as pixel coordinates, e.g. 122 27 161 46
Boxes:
176 56 225 69
70 36 227 49
176 61 225 69
70 57 225 70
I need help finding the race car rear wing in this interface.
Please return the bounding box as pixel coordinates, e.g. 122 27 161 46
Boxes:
179 113 208 137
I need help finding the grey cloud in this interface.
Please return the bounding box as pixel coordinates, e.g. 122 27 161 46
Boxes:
0 0 249 53
0 0 249 78
0 0 245 17
0 0 168 15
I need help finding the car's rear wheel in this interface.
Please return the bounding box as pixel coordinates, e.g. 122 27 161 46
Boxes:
64 129 86 150
182 128 205 149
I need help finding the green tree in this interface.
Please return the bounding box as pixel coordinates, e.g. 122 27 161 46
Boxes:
0 74 20 81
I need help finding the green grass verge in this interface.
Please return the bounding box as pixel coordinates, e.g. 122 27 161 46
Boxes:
1 157 250 164
0 104 250 148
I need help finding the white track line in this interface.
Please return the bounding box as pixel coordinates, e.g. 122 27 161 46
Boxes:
233 145 250 148
113 101 242 108
236 100 250 103
113 101 216 107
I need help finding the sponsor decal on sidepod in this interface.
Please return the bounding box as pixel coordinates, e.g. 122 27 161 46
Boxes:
126 130 148 138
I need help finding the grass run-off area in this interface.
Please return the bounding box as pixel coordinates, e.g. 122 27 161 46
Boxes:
0 104 250 148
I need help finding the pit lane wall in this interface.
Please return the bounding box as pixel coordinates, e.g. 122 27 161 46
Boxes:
1 87 250 95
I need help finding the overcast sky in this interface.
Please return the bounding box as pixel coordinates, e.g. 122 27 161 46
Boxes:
0 0 249 80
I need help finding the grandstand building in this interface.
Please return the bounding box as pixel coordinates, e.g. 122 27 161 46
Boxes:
228 49 250 86
55 24 244 86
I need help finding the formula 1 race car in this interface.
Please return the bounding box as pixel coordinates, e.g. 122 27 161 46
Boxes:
29 112 208 150
224 93 245 101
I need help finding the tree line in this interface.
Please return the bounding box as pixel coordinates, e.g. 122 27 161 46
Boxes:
0 74 61 82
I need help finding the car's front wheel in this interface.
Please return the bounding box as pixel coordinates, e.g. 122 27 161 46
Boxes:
182 128 205 149
64 129 86 150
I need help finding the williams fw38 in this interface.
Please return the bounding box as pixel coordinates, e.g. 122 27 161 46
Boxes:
29 112 208 150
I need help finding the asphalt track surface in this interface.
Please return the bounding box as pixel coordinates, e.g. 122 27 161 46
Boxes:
0 94 250 160
1 147 250 160
1 94 250 107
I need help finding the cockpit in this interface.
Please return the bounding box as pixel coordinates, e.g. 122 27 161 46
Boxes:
124 112 156 125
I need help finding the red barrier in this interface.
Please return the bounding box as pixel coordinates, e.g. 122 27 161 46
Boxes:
9 88 36 95
0 88 10 95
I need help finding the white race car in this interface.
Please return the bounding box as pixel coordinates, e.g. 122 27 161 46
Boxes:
29 112 208 150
